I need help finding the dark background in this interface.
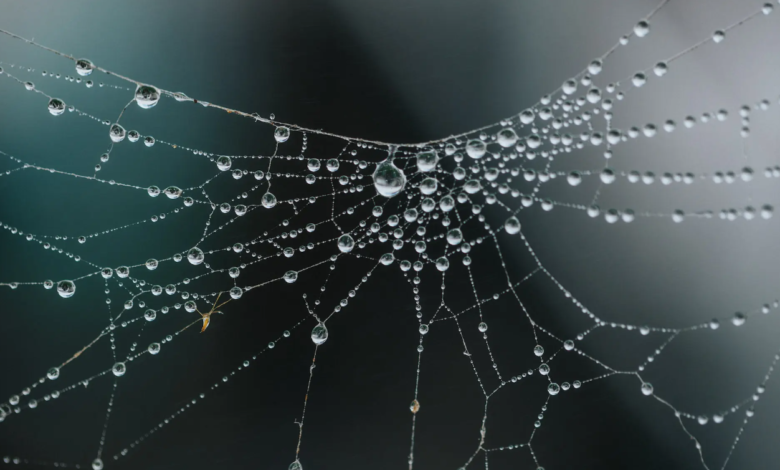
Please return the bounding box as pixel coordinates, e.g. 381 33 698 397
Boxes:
1 0 780 469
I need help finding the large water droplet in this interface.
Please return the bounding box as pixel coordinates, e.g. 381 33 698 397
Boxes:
47 98 66 116
135 85 161 109
311 323 328 345
109 123 126 143
416 151 438 172
261 192 277 208
112 362 126 377
75 59 95 77
373 158 406 198
187 247 205 266
504 217 521 235
466 139 486 159
57 280 76 298
338 234 355 253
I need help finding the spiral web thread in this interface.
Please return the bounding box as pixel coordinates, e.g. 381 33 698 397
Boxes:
1 1 780 469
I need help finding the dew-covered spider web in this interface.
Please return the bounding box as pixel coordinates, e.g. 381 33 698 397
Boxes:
2 1 780 469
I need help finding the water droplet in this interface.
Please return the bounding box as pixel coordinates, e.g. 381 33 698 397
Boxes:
465 139 486 159
373 158 406 198
216 156 232 171
228 286 243 300
311 323 328 345
547 383 560 395
410 399 420 414
446 229 463 246
416 151 438 172
109 123 126 143
641 382 654 396
274 126 290 143
75 58 95 76
478 322 488 333
435 257 450 272
47 98 66 116
497 128 518 147
634 20 650 38
91 458 104 470
284 270 298 283
47 367 59 380
504 217 521 235
135 85 161 109
112 362 126 377
338 234 355 253
148 342 161 355
632 72 647 87
187 247 205 266
713 30 725 43
288 461 303 470
419 177 438 195
261 192 277 209
57 280 76 298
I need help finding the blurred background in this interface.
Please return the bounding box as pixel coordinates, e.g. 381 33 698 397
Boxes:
1 0 780 469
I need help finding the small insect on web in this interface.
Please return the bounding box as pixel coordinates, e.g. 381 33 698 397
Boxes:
1 0 780 469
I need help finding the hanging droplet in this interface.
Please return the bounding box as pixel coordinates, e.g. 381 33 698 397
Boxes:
419 177 437 195
75 58 95 76
288 460 303 470
109 123 126 143
465 139 486 159
504 217 521 235
547 383 560 396
338 234 355 253
533 345 544 357
274 126 290 143
311 323 328 345
653 61 668 77
261 192 277 209
416 151 438 172
112 362 126 377
446 228 463 245
135 85 161 109
230 286 243 300
47 98 66 116
148 342 161 355
713 30 726 43
478 322 488 333
56 280 76 298
164 186 182 199
47 367 60 380
562 78 578 95
435 257 450 272
633 20 650 38
632 72 647 87
284 270 298 283
641 382 654 396
567 172 582 186
144 309 157 321
497 128 518 147
187 247 205 266
91 458 104 470
373 157 406 198
410 399 420 414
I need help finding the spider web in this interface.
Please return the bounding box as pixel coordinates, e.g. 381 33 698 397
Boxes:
1 1 780 469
